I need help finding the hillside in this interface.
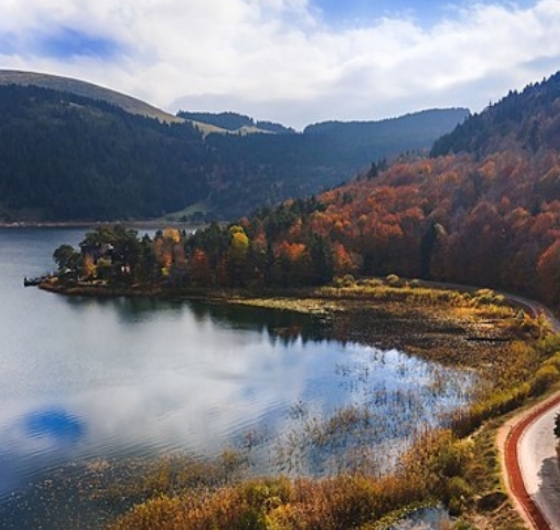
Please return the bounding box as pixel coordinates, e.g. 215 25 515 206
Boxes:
305 108 470 161
177 111 295 134
0 71 467 222
0 84 209 221
196 107 469 217
431 71 560 157
0 70 182 124
164 71 560 309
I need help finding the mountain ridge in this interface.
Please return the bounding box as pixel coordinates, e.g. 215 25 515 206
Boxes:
0 70 469 222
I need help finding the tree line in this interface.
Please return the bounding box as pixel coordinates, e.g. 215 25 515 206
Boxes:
49 69 560 310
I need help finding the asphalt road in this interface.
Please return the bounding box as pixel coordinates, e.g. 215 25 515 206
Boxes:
498 291 560 530
518 399 560 529
389 280 560 528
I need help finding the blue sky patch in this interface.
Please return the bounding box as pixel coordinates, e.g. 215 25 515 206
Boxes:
312 0 538 27
35 27 121 59
0 32 18 55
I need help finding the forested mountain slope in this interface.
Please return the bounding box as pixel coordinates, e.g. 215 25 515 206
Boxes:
177 111 295 134
0 72 466 222
155 71 560 309
305 108 469 162
0 84 209 221
431 71 560 157
196 108 469 217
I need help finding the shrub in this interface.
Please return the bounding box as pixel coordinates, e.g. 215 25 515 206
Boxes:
531 364 559 396
537 334 560 356
332 274 356 288
445 476 473 515
543 352 560 371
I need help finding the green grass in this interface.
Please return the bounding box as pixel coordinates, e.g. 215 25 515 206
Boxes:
161 201 212 223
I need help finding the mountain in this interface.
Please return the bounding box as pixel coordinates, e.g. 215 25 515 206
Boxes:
193 107 469 218
0 70 239 137
305 108 470 161
0 70 468 222
173 71 560 308
177 111 295 135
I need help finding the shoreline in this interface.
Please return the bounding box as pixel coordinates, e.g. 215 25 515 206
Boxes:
27 277 555 529
39 279 529 368
0 219 199 230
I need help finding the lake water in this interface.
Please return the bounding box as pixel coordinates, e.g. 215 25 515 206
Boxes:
0 228 472 528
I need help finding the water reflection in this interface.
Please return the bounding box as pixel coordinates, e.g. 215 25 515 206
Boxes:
23 408 86 443
0 313 472 497
0 229 474 525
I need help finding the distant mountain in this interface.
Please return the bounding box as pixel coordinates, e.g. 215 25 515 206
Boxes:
178 111 295 135
0 70 468 222
197 108 469 217
303 108 470 166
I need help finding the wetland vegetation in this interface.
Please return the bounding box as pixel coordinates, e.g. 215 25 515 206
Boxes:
37 254 560 529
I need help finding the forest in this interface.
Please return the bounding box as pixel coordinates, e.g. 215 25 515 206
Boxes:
0 80 466 222
0 85 209 220
50 71 560 311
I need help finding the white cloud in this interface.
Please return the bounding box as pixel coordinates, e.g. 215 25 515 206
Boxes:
0 0 559 129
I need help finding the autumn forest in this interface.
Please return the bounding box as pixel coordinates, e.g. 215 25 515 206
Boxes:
49 71 560 312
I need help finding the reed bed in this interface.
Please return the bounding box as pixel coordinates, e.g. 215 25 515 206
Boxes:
98 281 560 529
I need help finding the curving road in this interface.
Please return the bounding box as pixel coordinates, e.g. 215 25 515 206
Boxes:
410 280 560 528
518 399 560 529
499 294 560 530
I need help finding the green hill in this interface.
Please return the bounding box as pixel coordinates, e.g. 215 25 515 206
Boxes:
0 84 209 221
0 71 469 222
0 70 182 124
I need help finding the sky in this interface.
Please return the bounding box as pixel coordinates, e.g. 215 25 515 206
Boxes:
1 0 559 130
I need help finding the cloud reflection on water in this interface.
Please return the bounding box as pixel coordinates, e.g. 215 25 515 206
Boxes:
0 252 472 499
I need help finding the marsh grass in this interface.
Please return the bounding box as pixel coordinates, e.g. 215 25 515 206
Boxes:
103 281 557 529
107 430 477 530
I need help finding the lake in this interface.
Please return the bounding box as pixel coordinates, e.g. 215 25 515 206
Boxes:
0 228 472 529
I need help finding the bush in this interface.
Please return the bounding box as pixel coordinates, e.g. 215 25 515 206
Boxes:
537 334 560 356
543 352 560 371
445 476 472 515
531 364 559 396
332 274 356 288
